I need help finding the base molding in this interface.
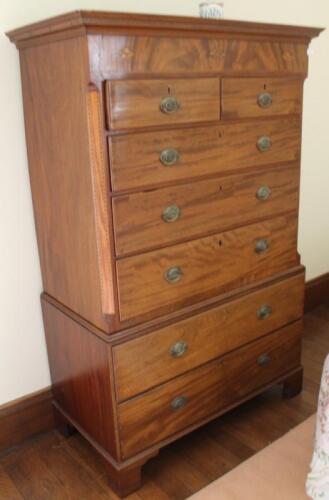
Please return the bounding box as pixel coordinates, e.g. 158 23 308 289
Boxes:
305 272 329 312
0 387 54 454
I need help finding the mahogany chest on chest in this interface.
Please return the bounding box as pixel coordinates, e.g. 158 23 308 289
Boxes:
8 11 322 497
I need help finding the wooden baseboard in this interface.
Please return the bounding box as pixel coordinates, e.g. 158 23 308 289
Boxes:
0 272 328 455
0 387 54 454
305 272 329 313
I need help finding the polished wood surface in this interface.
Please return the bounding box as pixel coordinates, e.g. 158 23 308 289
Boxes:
19 37 110 332
118 322 301 458
114 273 305 402
109 118 301 191
222 78 303 119
87 86 116 316
7 10 323 47
117 215 299 321
112 166 300 256
41 300 119 460
8 11 322 497
92 36 310 81
106 78 220 130
0 306 327 500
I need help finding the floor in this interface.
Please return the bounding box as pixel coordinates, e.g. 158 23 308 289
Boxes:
1 305 328 500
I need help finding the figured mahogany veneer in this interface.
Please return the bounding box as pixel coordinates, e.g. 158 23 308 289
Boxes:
112 165 300 256
106 78 221 129
109 117 301 191
118 321 302 458
221 77 303 119
116 215 299 321
114 273 305 401
8 10 322 497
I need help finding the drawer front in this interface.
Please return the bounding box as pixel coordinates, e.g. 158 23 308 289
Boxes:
113 166 300 256
222 78 303 119
114 273 304 401
118 321 302 458
109 118 301 191
117 214 298 321
106 78 220 130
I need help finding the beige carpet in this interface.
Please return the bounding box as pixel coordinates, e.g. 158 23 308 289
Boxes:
190 415 315 500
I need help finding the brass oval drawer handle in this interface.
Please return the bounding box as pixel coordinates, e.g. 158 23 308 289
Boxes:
160 96 181 114
255 239 270 254
257 353 271 367
256 185 272 201
257 304 273 320
164 266 183 284
162 204 181 223
171 395 188 411
160 148 180 166
257 92 273 109
257 136 272 152
170 340 188 358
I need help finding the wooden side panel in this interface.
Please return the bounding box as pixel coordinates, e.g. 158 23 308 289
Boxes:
109 118 301 191
90 36 308 79
41 299 119 460
106 78 220 130
118 321 302 458
112 166 300 256
114 272 305 401
116 214 299 321
86 87 116 315
222 78 303 119
19 37 113 331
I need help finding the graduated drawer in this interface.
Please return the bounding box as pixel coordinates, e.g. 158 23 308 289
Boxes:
106 78 220 130
116 214 299 321
114 273 304 401
118 321 302 458
113 165 300 256
109 118 301 191
222 78 303 119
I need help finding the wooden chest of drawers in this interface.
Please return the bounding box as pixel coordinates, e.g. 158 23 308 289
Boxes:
8 11 322 497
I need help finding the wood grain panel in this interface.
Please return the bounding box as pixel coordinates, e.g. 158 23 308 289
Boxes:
93 36 309 80
116 214 299 321
106 78 220 130
112 166 300 256
118 321 302 458
222 78 303 119
114 272 304 401
19 37 111 331
86 87 115 315
41 299 119 460
109 118 301 191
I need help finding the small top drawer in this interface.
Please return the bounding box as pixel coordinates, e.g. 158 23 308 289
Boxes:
222 78 303 119
106 78 220 129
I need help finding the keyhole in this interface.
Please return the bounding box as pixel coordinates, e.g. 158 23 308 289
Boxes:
218 240 223 247
218 131 223 139
219 185 223 192
263 83 267 90
167 86 172 95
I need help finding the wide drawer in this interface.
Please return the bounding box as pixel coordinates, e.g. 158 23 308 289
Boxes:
221 78 303 119
118 321 302 458
116 214 299 321
106 78 220 130
114 273 304 401
109 118 301 191
112 165 300 256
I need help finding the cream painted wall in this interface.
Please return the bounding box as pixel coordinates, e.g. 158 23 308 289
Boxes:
0 0 328 405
